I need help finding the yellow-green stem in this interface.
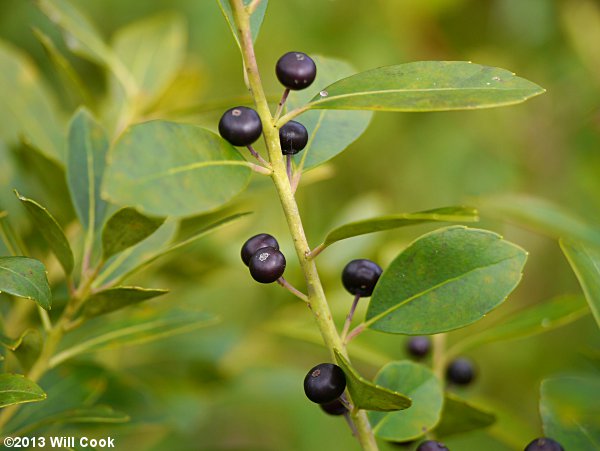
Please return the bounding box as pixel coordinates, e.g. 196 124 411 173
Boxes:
432 333 447 380
229 2 378 449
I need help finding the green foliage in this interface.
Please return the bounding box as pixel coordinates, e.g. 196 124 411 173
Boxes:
103 121 252 217
80 287 169 319
434 393 496 438
101 207 165 260
218 0 269 50
0 374 46 408
366 226 527 334
288 56 372 170
560 240 600 329
0 257 52 310
302 62 545 112
334 349 411 411
369 361 443 441
16 192 74 275
540 377 600 449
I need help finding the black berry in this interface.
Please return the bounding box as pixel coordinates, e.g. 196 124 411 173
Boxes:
446 357 476 386
407 336 431 359
303 363 346 404
276 52 317 90
319 398 347 416
218 106 262 147
524 437 564 451
341 259 383 297
248 246 286 284
279 121 308 155
416 441 449 451
241 233 279 266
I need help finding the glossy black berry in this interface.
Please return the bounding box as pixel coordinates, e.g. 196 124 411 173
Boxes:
241 233 279 266
416 441 449 451
218 106 262 147
407 336 431 359
248 246 286 284
319 398 347 416
303 363 346 404
524 437 564 451
341 259 383 297
276 52 317 90
446 357 476 386
279 121 308 155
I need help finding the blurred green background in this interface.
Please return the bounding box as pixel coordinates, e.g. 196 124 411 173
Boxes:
1 0 599 449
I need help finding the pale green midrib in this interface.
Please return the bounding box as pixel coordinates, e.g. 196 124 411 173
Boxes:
323 213 479 246
310 86 542 105
84 121 96 235
365 254 521 328
298 110 326 172
0 264 46 302
132 160 252 184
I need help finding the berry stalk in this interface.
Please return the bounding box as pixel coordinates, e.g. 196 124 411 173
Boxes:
228 1 378 449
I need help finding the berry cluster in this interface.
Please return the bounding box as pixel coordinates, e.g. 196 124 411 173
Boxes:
304 363 347 410
241 233 286 284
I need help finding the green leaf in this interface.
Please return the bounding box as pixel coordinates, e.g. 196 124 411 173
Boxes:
15 192 74 275
287 56 372 170
435 393 496 438
315 206 479 254
0 374 46 408
111 13 187 107
334 349 411 411
0 40 65 162
366 226 527 335
52 310 218 366
540 376 600 449
82 286 169 319
560 240 600 329
368 361 443 441
103 121 252 217
36 0 137 96
12 329 42 373
297 61 544 113
482 195 600 248
67 108 110 234
450 295 589 354
16 405 129 434
0 257 52 310
102 207 165 260
217 0 269 49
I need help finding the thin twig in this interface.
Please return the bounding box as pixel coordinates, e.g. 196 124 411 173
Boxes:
345 324 366 344
247 0 261 15
274 88 290 122
286 155 293 183
341 294 361 341
277 277 308 303
307 243 325 260
247 144 270 166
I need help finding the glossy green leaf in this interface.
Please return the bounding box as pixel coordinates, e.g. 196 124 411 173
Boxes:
102 121 252 217
82 286 169 319
435 393 496 438
93 221 178 288
482 195 600 247
560 240 600 328
366 226 527 335
315 206 479 254
0 374 46 408
51 310 218 366
368 361 443 441
218 0 269 49
450 295 589 354
111 13 187 107
0 40 65 162
296 61 544 113
334 349 411 412
0 257 52 310
16 192 74 275
540 376 600 449
36 0 137 96
67 109 110 234
287 56 372 170
102 207 165 260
